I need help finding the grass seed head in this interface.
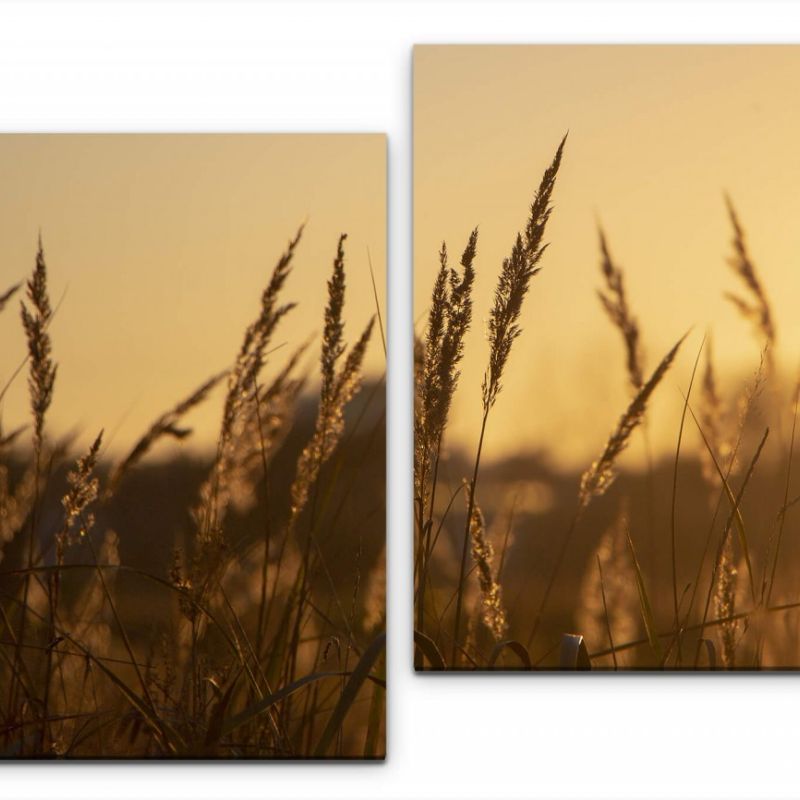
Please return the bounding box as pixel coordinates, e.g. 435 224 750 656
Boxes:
289 236 374 526
483 135 566 410
724 196 776 365
579 333 686 507
597 228 644 391
469 502 508 641
20 237 57 451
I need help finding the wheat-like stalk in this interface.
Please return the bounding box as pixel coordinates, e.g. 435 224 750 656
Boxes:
724 196 775 364
482 134 566 410
469 503 507 642
224 342 308 515
290 318 374 524
415 232 477 506
714 533 739 669
197 227 303 544
579 334 686 507
433 233 477 434
13 237 59 715
283 236 374 696
220 227 302 447
58 430 103 556
597 228 643 391
289 234 375 526
453 136 567 663
20 237 57 453
320 234 347 411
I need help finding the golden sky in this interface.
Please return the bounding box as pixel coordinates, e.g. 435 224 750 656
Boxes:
415 45 800 469
0 134 385 457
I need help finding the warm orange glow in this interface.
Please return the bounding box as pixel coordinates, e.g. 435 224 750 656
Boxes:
0 134 385 456
415 46 800 468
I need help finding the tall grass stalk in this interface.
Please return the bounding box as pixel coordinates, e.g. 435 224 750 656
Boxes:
450 135 566 665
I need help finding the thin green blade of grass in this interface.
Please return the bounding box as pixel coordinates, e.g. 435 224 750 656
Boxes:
699 639 717 670
685 400 760 605
220 670 351 738
765 377 799 606
59 631 185 755
669 335 705 662
367 247 386 356
414 629 446 670
313 631 385 757
203 668 243 749
625 527 664 664
596 555 618 671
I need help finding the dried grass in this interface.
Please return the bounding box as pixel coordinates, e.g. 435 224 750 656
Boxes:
1 227 384 756
597 229 643 391
578 335 685 507
724 196 776 366
413 133 796 672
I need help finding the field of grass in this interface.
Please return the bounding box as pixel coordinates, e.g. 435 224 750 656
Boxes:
0 229 386 757
414 135 800 671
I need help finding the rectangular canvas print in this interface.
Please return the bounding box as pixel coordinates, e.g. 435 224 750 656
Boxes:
414 45 800 671
0 134 386 756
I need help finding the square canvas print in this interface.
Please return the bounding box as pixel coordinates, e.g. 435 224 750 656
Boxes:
414 45 800 671
0 134 386 756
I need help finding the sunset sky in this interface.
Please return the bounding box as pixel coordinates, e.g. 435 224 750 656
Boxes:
0 134 385 457
415 46 800 469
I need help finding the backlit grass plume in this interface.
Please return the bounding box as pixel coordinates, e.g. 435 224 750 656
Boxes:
597 228 643 392
579 334 686 507
414 235 477 637
59 429 103 554
427 233 478 440
14 237 58 716
469 504 507 642
198 226 303 542
284 234 374 692
724 196 775 363
220 225 302 445
415 233 477 500
290 235 375 524
453 134 567 663
715 533 739 669
225 341 308 514
482 134 566 410
20 237 57 452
